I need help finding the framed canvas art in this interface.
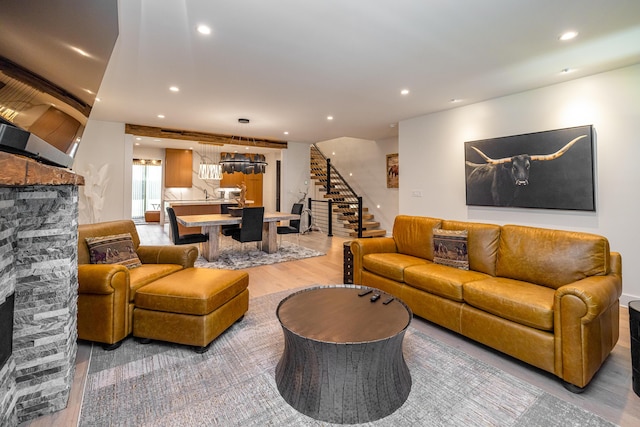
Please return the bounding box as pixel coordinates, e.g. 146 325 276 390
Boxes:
464 125 595 211
387 153 398 188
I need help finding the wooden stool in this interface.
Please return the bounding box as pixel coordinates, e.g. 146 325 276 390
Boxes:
133 268 249 352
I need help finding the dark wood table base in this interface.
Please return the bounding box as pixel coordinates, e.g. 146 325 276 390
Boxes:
275 285 412 424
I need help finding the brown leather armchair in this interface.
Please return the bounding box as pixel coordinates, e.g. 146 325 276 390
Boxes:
77 220 198 349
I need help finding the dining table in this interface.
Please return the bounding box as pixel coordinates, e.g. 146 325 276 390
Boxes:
176 211 301 261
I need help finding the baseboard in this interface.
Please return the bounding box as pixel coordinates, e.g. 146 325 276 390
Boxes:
620 293 640 308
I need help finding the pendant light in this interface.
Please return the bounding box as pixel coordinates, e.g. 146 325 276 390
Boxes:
219 118 268 174
197 142 223 180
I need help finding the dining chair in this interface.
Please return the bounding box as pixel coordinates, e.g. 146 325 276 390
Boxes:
166 207 209 245
228 206 265 251
220 203 240 237
277 203 304 247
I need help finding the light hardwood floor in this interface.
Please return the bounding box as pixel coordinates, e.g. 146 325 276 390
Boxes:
25 223 639 426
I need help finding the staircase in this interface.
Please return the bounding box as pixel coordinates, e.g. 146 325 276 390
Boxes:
309 145 386 238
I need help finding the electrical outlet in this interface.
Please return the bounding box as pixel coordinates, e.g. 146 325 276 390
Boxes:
411 190 422 197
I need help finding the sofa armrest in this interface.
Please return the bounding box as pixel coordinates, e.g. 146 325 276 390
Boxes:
555 274 622 322
350 237 397 284
78 264 129 295
77 264 131 345
136 245 198 268
553 273 622 388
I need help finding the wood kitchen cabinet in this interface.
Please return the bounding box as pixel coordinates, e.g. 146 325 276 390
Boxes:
221 172 263 206
164 148 193 187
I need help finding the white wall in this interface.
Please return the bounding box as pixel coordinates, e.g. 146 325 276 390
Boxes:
316 137 399 234
280 141 312 211
73 120 130 224
399 64 640 304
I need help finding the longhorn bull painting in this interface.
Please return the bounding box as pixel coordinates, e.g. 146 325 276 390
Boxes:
464 125 595 211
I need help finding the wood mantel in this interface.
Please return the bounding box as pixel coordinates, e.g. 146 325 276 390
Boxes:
0 151 84 187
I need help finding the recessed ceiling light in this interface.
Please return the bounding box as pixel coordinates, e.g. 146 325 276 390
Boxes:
95 97 101 102
157 114 165 119
283 131 289 135
559 31 578 41
135 137 142 140
197 25 211 35
400 89 409 95
169 86 179 92
135 143 140 146
327 116 334 121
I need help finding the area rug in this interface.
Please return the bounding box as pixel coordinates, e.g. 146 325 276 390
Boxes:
79 290 615 427
193 241 324 270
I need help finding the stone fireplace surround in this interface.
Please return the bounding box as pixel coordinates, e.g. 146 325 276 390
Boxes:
0 151 84 425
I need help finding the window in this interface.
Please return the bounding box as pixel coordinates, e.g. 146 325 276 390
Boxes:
132 159 162 219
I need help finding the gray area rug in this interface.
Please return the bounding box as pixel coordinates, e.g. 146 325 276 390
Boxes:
79 290 615 427
194 241 324 270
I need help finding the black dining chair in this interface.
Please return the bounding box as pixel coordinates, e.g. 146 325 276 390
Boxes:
220 203 241 237
166 207 209 245
228 207 265 251
277 203 304 247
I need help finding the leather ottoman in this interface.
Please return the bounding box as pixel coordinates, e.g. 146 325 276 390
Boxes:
133 267 249 352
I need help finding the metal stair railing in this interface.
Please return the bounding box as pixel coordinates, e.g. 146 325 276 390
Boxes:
310 144 363 238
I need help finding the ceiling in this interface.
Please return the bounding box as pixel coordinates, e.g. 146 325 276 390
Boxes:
3 1 640 149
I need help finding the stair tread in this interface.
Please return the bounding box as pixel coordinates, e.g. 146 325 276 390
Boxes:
344 222 380 229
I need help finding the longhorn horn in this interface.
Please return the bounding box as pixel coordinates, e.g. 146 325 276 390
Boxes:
465 160 487 168
530 135 587 161
470 146 513 165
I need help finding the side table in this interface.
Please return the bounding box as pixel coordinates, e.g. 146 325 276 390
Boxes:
630 301 640 397
343 241 353 284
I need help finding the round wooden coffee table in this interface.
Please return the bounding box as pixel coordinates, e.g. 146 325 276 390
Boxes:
275 285 412 424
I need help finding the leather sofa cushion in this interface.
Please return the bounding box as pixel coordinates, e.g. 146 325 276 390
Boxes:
129 264 183 301
441 220 501 276
135 268 249 316
496 224 610 289
463 278 555 331
405 264 490 302
392 215 442 260
363 253 428 282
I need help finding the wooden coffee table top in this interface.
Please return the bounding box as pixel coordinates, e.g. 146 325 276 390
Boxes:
276 285 412 343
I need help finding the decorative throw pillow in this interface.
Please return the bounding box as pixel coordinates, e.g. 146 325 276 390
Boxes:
432 229 469 270
85 233 142 269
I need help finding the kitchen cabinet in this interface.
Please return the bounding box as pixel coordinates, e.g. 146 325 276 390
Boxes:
165 148 192 188
221 172 263 206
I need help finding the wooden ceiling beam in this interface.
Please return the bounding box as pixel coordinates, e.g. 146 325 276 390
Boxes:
125 124 288 149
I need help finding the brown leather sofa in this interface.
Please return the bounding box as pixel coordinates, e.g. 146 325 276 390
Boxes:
350 215 622 391
77 220 198 349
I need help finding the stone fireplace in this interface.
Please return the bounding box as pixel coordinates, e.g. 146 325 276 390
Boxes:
0 151 83 425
